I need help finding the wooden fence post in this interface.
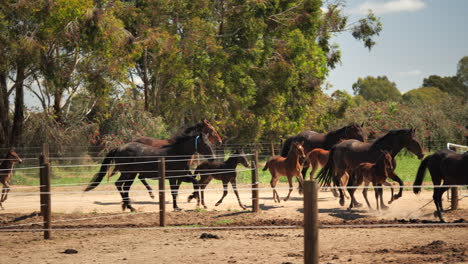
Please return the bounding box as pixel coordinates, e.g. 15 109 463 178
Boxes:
251 150 259 213
451 187 458 210
39 143 51 239
159 157 166 227
271 142 276 157
304 180 319 264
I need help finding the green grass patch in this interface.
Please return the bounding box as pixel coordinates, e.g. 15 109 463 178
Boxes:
213 219 234 225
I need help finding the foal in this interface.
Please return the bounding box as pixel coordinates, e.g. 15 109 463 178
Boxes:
263 141 306 203
0 149 23 209
188 150 250 210
347 151 395 211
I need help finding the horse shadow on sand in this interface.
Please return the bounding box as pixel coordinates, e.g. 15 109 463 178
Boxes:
296 207 368 221
93 201 159 206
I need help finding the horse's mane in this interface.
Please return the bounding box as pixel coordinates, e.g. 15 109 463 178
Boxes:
371 129 409 147
167 122 204 144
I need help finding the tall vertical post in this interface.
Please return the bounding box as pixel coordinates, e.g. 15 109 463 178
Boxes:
251 150 259 213
39 143 51 239
304 181 319 264
271 142 276 157
451 187 459 210
158 157 166 227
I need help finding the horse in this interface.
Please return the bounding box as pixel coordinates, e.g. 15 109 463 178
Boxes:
317 128 424 207
264 141 306 203
188 149 250 210
85 132 215 212
306 148 349 198
0 149 23 209
133 119 222 147
413 149 468 222
123 120 222 199
280 123 367 179
347 151 395 211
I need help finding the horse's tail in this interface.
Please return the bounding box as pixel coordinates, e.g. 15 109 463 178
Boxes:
84 148 117 192
316 148 335 187
413 155 430 194
280 137 293 157
262 160 270 171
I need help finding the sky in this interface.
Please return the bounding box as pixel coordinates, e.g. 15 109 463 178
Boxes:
325 0 468 95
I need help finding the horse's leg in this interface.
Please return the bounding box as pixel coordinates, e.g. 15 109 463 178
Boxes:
121 173 137 212
138 175 155 199
333 170 346 206
387 171 403 200
309 157 318 180
341 173 350 199
374 183 381 211
215 179 229 207
270 173 280 203
284 176 294 202
182 175 200 207
384 182 395 204
199 176 212 209
170 178 182 211
435 186 449 222
347 174 357 210
230 178 246 210
0 184 6 209
378 184 388 210
362 181 372 209
115 176 126 211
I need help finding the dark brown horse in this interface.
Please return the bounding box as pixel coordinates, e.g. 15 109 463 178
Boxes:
318 128 424 206
122 120 222 199
188 149 250 210
85 132 215 211
281 123 367 178
347 151 395 211
413 149 468 222
264 141 306 203
0 149 23 209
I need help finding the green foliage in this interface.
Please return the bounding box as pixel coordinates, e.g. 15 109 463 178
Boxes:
96 96 169 152
422 75 465 99
402 86 448 105
352 76 401 102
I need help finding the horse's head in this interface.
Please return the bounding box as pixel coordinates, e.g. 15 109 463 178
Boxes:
340 123 367 142
292 141 306 160
6 148 22 164
380 150 394 172
234 149 250 168
403 128 424 159
201 119 223 146
196 132 215 158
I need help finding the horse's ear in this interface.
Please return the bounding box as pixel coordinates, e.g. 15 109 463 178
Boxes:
361 122 364 127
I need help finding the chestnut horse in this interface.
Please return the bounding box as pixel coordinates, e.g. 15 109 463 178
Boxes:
413 149 468 222
318 128 424 207
306 148 349 198
0 149 23 209
347 151 395 211
264 141 306 203
281 123 367 179
188 149 250 210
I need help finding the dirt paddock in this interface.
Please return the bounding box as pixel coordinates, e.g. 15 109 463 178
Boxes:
1 183 467 263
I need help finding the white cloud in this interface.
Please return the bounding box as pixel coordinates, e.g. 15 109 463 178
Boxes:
349 0 426 15
397 69 422 77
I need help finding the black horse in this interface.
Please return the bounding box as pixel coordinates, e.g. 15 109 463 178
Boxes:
85 132 215 211
280 123 367 178
318 128 424 207
413 149 468 222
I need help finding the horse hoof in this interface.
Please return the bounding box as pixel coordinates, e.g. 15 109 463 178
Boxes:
339 198 345 206
203 206 208 209
392 194 401 200
173 207 182 212
381 205 389 210
355 202 363 208
388 200 393 204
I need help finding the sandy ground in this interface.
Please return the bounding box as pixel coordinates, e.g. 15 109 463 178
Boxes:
1 182 467 263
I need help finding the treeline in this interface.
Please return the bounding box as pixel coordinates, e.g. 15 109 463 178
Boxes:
1 0 383 152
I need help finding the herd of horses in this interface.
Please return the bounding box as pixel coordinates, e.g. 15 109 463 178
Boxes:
0 120 467 222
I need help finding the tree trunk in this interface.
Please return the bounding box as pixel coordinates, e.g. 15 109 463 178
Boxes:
10 66 25 147
0 72 11 147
